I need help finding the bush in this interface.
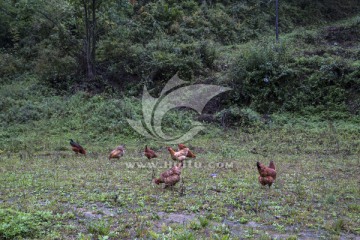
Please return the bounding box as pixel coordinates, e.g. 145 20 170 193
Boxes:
229 40 292 112
34 44 78 91
0 52 26 84
0 209 53 239
99 36 217 85
228 36 358 116
216 106 262 127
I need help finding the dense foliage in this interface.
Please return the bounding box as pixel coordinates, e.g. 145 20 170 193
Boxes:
0 0 359 129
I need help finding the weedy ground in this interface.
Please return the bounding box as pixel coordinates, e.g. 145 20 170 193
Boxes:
0 120 359 239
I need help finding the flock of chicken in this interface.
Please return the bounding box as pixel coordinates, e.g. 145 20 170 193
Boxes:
70 139 277 189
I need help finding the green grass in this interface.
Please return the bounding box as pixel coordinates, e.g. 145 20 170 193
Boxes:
0 121 359 239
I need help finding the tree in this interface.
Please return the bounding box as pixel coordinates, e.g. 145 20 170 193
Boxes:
80 0 98 81
275 0 279 42
69 0 103 81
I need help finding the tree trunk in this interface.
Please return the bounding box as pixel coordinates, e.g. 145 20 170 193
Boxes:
91 0 96 77
275 0 279 43
82 0 95 81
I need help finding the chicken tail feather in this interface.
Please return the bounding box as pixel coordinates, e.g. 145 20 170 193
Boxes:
269 161 276 170
256 161 261 170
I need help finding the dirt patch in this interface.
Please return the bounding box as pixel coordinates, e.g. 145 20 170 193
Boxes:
156 211 196 224
150 213 360 239
220 219 360 240
69 202 118 219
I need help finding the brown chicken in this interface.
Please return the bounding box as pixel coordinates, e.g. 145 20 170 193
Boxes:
70 139 86 155
154 162 183 188
144 145 157 160
109 145 125 160
257 161 276 188
167 147 188 161
178 143 196 158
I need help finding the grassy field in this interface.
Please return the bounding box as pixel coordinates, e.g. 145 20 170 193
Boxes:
0 120 359 239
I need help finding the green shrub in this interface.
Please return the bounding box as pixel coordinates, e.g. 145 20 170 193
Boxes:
229 40 291 112
0 52 25 83
0 208 53 239
216 106 261 127
87 220 111 236
199 40 218 68
228 37 358 116
34 44 78 91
